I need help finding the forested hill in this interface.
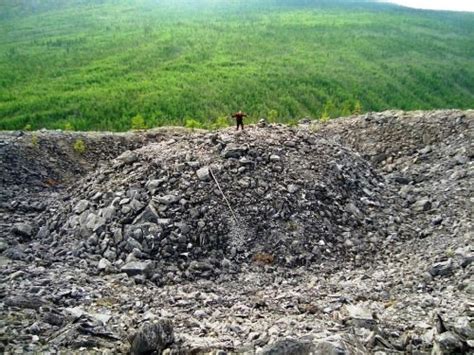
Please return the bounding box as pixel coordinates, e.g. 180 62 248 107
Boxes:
1 0 473 131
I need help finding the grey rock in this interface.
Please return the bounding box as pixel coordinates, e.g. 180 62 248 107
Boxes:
454 154 468 165
189 260 213 272
287 184 300 193
270 154 281 162
239 157 254 165
8 270 25 280
3 247 26 260
221 258 231 269
104 248 117 261
221 144 247 159
36 225 49 239
156 195 180 205
129 198 145 211
238 177 251 188
74 199 89 214
146 179 163 192
449 169 466 180
193 310 207 319
345 304 376 329
313 334 367 354
133 204 159 224
392 175 410 184
98 258 113 271
130 320 174 355
257 338 315 355
121 260 154 277
431 215 443 226
127 237 142 252
461 254 474 268
117 150 138 164
258 334 366 355
0 239 8 252
87 233 99 246
429 260 454 277
419 145 432 154
433 331 464 354
157 218 171 225
454 317 474 339
412 198 432 212
100 206 116 221
84 213 106 233
197 166 211 181
11 222 34 239
5 295 45 310
43 312 65 326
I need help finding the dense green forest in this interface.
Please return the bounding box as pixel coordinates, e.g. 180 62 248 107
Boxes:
0 0 473 131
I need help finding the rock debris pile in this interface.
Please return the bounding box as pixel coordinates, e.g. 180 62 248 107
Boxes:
0 110 472 354
40 126 400 283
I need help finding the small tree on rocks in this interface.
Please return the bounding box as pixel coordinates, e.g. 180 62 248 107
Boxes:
131 114 146 130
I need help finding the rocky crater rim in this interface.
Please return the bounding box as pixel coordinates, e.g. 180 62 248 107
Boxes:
0 109 472 354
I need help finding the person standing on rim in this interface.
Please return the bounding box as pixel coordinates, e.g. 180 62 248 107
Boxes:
232 110 247 131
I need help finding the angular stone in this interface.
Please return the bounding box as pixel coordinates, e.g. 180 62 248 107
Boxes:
196 166 211 181
98 258 113 271
392 175 410 184
257 338 315 355
0 239 8 252
450 169 466 180
100 206 116 221
74 199 89 214
130 320 174 355
117 150 138 164
433 332 464 354
133 204 159 224
454 317 474 339
412 198 432 212
129 198 145 211
43 312 65 326
189 260 213 272
84 213 106 233
104 248 116 261
127 237 142 252
146 179 163 192
156 195 180 205
5 296 44 310
429 260 453 277
221 144 247 159
121 260 154 277
345 304 376 329
287 184 300 193
11 222 33 239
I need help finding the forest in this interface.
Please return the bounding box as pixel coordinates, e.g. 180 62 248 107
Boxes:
0 0 473 131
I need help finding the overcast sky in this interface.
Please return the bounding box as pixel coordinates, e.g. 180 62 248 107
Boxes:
382 0 474 12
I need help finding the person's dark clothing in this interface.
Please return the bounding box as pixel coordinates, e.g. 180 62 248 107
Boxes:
232 112 247 130
236 118 244 130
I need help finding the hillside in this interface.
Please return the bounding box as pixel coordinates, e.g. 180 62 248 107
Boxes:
0 110 472 353
1 0 474 131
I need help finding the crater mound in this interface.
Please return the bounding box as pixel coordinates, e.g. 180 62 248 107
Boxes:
39 126 402 283
2 111 472 354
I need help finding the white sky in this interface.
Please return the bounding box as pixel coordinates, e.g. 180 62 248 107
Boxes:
382 0 474 12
